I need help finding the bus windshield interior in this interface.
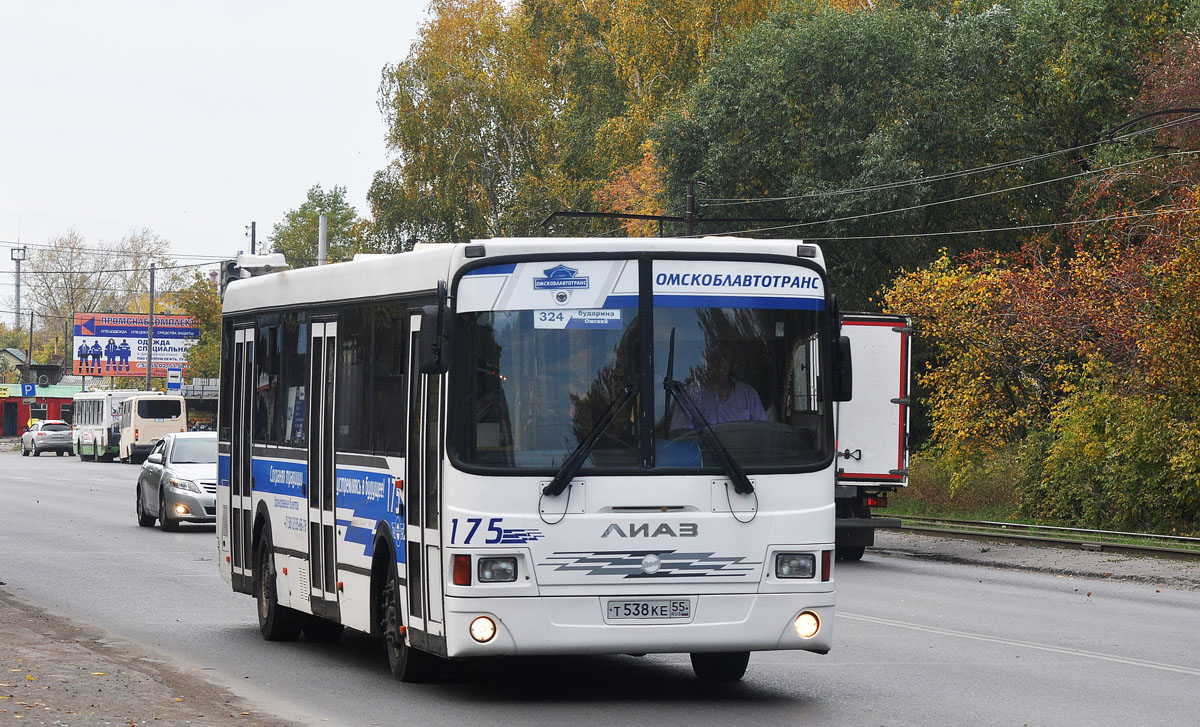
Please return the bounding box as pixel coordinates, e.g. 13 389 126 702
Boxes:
454 297 830 473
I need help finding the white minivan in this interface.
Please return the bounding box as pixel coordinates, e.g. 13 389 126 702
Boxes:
118 394 187 463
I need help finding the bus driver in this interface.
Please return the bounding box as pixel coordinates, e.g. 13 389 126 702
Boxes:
670 345 766 431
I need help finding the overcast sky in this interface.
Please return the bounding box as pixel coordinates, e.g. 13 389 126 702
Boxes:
0 1 426 282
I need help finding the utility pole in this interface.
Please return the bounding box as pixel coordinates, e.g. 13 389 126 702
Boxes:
247 221 257 255
318 214 328 266
145 263 156 390
11 246 26 329
685 180 696 237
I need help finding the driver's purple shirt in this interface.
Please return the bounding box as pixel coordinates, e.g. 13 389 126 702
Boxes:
670 379 766 430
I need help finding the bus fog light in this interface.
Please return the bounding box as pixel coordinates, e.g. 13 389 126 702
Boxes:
776 553 816 578
478 557 517 583
470 616 497 643
793 611 821 639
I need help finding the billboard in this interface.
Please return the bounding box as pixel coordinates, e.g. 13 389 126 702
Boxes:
73 313 199 378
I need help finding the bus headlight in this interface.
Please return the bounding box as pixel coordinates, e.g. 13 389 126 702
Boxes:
168 478 201 493
470 616 497 643
793 611 821 639
478 557 517 583
775 553 816 578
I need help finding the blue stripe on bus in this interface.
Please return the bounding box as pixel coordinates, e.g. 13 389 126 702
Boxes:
464 263 518 276
653 294 825 310
602 295 639 308
252 458 306 497
230 456 407 564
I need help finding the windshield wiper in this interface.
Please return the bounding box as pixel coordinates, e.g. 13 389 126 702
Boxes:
664 379 755 495
542 386 636 497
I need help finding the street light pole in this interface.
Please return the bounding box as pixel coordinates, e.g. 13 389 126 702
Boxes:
145 263 156 390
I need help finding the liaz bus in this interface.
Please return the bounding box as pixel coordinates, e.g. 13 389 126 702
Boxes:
217 239 852 683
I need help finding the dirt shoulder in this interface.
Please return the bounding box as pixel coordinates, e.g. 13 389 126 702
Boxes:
0 588 305 727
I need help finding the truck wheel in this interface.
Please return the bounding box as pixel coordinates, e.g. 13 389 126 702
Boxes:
690 651 750 682
837 546 866 561
381 559 437 682
255 525 302 641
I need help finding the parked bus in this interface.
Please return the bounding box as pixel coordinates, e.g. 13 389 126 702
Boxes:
217 239 852 683
73 389 143 461
118 393 187 463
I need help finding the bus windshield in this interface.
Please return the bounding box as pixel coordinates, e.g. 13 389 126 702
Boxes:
654 304 828 469
452 257 831 473
455 307 641 468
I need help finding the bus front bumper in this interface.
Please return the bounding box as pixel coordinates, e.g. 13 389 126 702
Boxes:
442 592 835 658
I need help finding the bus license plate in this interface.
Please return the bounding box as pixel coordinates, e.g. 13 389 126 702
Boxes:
607 599 691 620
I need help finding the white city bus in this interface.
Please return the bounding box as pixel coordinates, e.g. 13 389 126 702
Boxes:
73 389 143 461
217 238 852 682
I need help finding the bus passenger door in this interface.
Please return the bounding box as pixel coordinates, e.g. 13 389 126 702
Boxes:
307 321 339 620
404 312 445 652
230 327 255 590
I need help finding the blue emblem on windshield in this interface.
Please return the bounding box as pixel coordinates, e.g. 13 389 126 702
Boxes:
534 264 590 290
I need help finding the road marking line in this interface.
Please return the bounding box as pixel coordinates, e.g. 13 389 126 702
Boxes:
839 612 1200 676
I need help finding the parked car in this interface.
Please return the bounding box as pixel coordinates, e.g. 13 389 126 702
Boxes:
135 432 217 532
21 420 74 457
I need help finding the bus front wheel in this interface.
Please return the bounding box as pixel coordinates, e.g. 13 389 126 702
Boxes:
690 651 750 682
381 560 436 683
255 525 302 641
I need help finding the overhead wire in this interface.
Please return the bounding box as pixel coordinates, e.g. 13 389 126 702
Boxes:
0 240 229 262
701 148 1200 238
796 205 1200 242
701 112 1200 208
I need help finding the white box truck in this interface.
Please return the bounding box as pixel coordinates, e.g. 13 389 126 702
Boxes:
835 314 912 560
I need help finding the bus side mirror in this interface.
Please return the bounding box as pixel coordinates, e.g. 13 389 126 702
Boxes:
834 335 853 402
418 281 453 374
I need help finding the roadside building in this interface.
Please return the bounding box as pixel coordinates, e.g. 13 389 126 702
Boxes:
0 383 86 437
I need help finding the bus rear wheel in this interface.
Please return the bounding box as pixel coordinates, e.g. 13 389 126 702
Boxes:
255 526 302 641
381 561 436 683
690 651 750 682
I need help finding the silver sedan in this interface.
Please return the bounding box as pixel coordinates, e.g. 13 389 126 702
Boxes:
135 432 217 532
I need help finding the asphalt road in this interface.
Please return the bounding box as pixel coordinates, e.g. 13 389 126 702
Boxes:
2 448 1197 726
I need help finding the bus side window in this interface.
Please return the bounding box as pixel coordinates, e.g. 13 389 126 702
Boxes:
372 303 407 456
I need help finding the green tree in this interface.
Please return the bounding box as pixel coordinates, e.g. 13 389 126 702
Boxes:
653 1 1192 307
372 0 556 244
269 185 364 268
176 274 222 379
